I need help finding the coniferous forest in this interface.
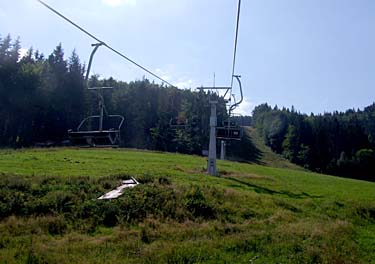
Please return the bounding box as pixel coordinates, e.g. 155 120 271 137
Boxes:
252 104 375 181
1 34 375 181
0 34 227 154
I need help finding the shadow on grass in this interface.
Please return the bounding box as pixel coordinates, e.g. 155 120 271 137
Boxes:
225 130 263 164
225 177 323 199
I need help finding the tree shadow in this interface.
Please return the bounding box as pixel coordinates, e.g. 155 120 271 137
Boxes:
225 129 263 163
225 177 323 199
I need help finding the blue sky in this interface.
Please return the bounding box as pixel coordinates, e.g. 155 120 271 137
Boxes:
1 0 374 115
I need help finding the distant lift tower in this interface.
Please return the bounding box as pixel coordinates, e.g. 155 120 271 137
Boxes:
208 99 218 176
198 86 231 176
197 74 243 176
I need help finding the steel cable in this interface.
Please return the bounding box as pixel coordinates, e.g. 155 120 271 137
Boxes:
36 0 175 87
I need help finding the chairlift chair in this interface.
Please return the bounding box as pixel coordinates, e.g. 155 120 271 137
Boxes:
68 43 125 147
169 114 203 132
216 119 243 140
169 117 188 130
68 98 125 147
216 75 244 141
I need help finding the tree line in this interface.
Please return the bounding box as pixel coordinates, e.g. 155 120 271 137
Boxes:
0 34 228 154
2 33 374 181
252 103 375 181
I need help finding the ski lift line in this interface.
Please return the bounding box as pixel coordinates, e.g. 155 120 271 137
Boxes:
36 0 175 87
230 0 242 89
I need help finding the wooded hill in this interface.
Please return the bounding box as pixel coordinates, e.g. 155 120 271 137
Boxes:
0 34 227 154
1 34 375 181
252 103 375 181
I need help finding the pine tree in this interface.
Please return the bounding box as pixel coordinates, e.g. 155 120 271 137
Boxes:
282 124 300 162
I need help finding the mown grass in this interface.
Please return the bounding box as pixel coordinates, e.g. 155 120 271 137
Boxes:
0 148 375 263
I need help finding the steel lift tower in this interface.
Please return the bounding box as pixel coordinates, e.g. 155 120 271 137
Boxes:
198 0 243 176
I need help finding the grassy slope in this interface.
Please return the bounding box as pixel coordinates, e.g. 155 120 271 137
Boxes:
245 127 303 170
0 148 375 263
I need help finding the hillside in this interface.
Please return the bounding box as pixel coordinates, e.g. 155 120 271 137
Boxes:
0 148 375 263
227 127 303 170
252 103 375 181
246 127 297 169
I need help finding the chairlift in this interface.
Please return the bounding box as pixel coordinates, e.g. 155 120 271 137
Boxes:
216 118 243 140
216 75 244 141
169 117 188 130
169 116 200 129
67 95 124 146
68 43 125 147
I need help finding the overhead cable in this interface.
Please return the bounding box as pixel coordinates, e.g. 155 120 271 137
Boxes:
36 0 174 87
230 0 241 89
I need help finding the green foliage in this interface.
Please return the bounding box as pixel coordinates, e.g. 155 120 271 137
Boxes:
0 174 222 228
0 34 227 154
282 124 300 162
184 186 216 219
0 148 375 262
253 103 375 181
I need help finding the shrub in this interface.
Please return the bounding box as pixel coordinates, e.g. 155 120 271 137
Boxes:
184 186 216 220
5 176 31 192
45 216 68 235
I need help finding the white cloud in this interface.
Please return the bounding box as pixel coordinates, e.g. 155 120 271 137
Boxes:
233 97 255 116
175 79 194 89
155 68 171 82
154 68 197 89
101 0 136 7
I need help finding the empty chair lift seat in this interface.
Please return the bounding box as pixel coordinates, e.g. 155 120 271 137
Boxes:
68 115 124 146
216 121 243 140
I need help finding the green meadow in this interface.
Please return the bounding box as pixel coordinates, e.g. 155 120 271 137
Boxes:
0 148 374 263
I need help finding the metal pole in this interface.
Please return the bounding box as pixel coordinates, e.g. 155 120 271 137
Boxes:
85 43 103 84
99 98 104 131
208 100 217 176
229 75 243 113
220 140 226 160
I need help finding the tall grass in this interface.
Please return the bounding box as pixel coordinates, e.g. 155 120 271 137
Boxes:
0 148 375 263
